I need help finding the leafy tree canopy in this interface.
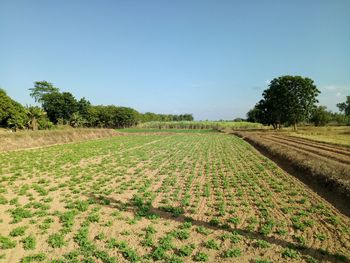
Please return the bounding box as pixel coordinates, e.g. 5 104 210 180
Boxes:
29 81 60 103
337 96 350 116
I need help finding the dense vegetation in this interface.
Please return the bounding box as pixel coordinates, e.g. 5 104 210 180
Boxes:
247 76 349 128
0 81 193 131
1 76 348 132
137 121 262 130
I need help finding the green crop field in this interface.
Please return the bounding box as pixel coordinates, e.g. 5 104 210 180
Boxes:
0 133 349 262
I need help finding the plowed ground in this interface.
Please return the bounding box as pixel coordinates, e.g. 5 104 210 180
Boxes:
0 133 349 263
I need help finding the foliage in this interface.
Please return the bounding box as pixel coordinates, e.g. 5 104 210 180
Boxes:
21 235 36 250
337 96 350 116
41 92 80 124
247 75 320 129
9 226 27 237
137 121 262 130
69 112 85 128
0 89 28 131
310 106 332 126
140 112 193 122
0 236 16 249
26 106 48 130
29 81 59 103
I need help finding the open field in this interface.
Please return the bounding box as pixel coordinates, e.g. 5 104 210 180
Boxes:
0 133 349 262
279 126 350 147
137 121 264 130
233 130 350 215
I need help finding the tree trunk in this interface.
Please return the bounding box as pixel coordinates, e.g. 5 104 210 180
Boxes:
32 117 38 131
293 122 297 131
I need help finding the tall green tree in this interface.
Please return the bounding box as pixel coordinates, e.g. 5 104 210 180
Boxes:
41 92 79 124
0 89 28 131
260 76 320 129
310 106 331 126
337 96 350 116
26 106 46 130
29 81 59 103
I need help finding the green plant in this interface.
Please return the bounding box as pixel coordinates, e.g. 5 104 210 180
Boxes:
221 248 241 258
282 248 299 259
255 239 271 248
21 235 36 250
204 239 220 250
20 253 46 263
196 226 211 235
194 252 209 262
9 226 27 237
0 236 16 249
178 244 195 257
48 233 65 248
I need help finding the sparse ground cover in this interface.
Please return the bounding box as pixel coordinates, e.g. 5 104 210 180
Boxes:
233 128 350 215
284 126 350 147
0 133 349 262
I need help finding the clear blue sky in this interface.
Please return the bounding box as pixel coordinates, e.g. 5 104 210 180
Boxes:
1 0 349 120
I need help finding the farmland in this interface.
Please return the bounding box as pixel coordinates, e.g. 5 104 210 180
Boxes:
233 128 350 216
0 133 349 262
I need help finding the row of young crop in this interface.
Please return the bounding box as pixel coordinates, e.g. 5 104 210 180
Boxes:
136 121 263 130
0 133 349 262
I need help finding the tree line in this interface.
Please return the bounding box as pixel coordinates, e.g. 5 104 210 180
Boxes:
246 75 349 129
0 81 193 131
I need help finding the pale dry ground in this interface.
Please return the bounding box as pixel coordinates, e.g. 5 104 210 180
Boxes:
0 133 349 263
0 128 120 152
279 126 350 147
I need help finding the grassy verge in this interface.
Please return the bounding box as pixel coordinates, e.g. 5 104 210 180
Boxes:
0 128 119 152
284 126 350 146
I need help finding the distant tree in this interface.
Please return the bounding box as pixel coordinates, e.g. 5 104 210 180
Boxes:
114 107 140 128
6 101 28 131
77 97 91 119
310 106 331 126
0 89 28 131
261 76 320 130
29 81 59 103
337 96 350 116
26 106 46 130
69 112 85 128
247 99 274 127
0 88 14 124
41 92 79 124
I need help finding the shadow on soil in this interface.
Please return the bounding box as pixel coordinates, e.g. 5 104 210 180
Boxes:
87 193 348 263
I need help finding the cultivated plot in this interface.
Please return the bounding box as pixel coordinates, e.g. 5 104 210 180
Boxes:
0 134 349 262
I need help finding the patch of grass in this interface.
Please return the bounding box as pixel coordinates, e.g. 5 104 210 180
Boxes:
282 248 299 259
221 248 242 258
194 252 209 262
255 239 271 248
9 207 32 223
20 253 46 263
48 233 65 248
21 235 36 250
0 236 16 249
204 239 220 250
195 226 211 235
9 226 27 237
178 244 195 257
